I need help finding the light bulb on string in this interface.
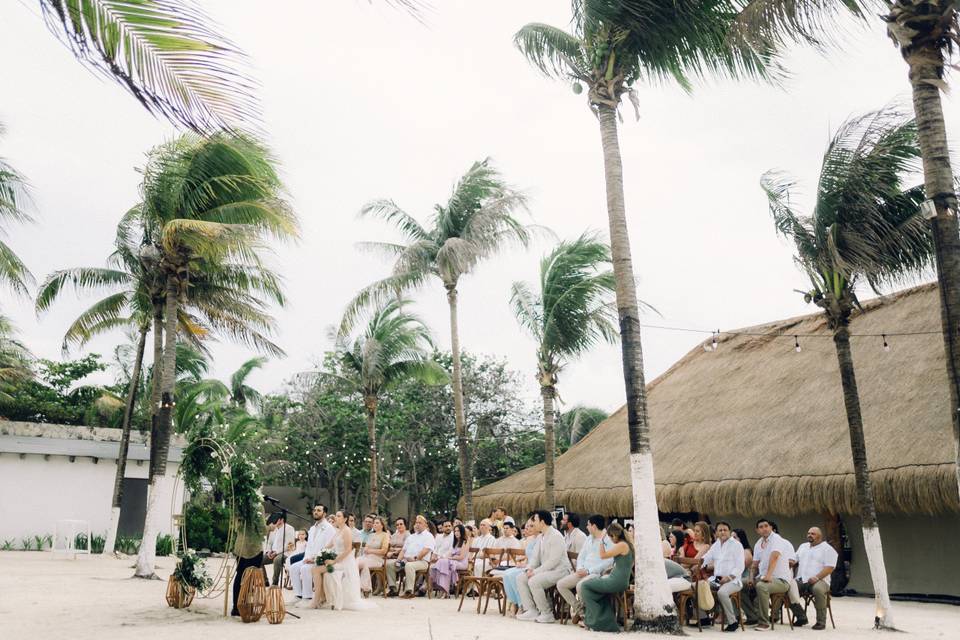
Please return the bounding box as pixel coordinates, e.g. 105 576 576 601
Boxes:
882 334 890 352
794 336 802 353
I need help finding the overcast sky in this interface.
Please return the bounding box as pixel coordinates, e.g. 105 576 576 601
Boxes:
2 1 956 415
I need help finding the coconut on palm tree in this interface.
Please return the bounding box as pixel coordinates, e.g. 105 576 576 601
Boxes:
510 233 618 508
342 158 529 520
334 298 447 512
514 1 769 630
736 0 960 512
763 108 932 629
132 133 297 578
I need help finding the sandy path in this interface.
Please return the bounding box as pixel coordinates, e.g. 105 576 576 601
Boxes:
1 551 956 638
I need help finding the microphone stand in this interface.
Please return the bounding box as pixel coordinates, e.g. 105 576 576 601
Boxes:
264 496 310 620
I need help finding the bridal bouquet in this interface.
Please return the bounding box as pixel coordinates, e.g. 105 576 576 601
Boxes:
316 549 338 573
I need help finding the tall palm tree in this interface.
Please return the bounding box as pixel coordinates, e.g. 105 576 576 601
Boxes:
133 132 297 578
30 0 258 132
334 298 448 512
514 1 769 629
736 0 960 510
0 123 34 298
342 158 529 520
230 356 267 410
763 108 931 629
510 233 618 508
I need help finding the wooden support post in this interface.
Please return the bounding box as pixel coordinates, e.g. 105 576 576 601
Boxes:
824 511 842 552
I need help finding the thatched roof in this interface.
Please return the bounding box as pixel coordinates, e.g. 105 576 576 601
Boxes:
471 283 960 518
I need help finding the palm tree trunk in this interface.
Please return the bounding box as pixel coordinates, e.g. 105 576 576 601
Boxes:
365 395 379 513
541 383 557 510
446 283 473 521
148 302 164 479
833 327 894 628
104 323 148 555
136 272 181 578
907 54 960 501
409 449 420 519
596 104 678 632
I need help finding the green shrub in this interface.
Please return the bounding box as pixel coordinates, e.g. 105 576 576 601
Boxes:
90 534 105 554
115 536 140 555
156 534 174 557
1 539 14 551
20 537 32 551
183 501 230 553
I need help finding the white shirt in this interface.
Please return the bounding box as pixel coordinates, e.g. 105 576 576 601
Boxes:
565 527 587 553
796 541 838 586
702 537 745 581
270 523 295 555
496 535 522 551
435 532 454 557
401 529 436 560
473 533 496 551
304 519 336 559
754 533 794 582
576 533 613 575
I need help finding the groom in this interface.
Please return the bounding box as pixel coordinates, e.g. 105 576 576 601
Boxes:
289 504 335 601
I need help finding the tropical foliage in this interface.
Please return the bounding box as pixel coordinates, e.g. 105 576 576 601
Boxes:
765 107 932 628
344 158 530 520
511 233 618 508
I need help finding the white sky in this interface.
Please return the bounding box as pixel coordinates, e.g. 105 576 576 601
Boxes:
2 1 955 415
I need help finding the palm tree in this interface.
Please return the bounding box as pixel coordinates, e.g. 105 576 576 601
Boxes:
334 298 448 512
0 314 32 406
736 0 960 510
133 132 298 578
342 158 529 520
763 108 931 629
30 0 258 132
230 356 267 410
510 233 618 508
0 123 34 298
559 405 609 446
514 1 769 630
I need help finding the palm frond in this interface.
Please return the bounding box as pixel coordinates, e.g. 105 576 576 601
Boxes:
360 199 429 241
0 239 35 297
39 0 261 133
35 267 131 314
733 0 877 50
513 22 588 79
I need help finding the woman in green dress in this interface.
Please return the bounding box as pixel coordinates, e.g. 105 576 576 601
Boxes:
581 521 634 632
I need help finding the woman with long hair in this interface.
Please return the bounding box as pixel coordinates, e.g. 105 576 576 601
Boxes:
357 516 390 596
580 522 634 632
429 523 469 597
310 510 375 611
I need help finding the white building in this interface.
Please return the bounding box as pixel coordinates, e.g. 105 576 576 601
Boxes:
0 421 185 544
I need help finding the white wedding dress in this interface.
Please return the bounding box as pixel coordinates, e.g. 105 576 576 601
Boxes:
320 529 376 611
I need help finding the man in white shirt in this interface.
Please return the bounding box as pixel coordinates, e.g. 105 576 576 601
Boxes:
496 521 522 551
701 521 745 632
263 513 295 586
746 518 794 631
517 510 569 624
389 514 436 597
471 519 497 577
794 527 837 630
561 513 587 553
434 520 454 558
289 504 335 601
556 514 612 622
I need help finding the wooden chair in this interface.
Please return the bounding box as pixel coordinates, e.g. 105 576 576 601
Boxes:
455 546 480 597
482 547 521 615
770 592 794 629
802 591 835 629
457 548 502 614
674 587 701 631
352 541 361 556
414 564 433 599
556 551 580 624
378 544 402 597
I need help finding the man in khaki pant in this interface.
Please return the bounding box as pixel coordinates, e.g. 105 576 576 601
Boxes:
794 527 838 630
556 514 611 622
746 518 794 631
387 515 435 597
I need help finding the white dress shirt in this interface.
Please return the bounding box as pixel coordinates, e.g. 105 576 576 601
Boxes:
576 533 613 575
565 527 587 553
796 541 838 585
473 533 496 551
702 537 745 582
270 523 295 555
304 519 335 559
754 533 794 582
496 535 522 551
401 529 436 560
435 532 454 557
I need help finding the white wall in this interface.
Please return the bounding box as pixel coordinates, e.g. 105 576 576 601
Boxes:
0 453 183 542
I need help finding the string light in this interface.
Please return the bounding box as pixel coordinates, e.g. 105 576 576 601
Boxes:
794 336 802 353
882 334 890 352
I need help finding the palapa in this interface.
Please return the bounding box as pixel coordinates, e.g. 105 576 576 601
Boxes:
470 283 960 518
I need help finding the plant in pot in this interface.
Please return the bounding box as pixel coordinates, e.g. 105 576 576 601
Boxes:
166 550 212 608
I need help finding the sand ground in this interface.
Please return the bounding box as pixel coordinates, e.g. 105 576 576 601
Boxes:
2 551 957 639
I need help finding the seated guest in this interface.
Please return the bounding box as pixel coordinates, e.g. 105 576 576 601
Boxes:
665 558 691 593
501 519 539 617
387 514 435 598
489 507 507 537
358 514 375 545
357 516 390 596
557 514 612 624
429 523 470 597
263 512 294 586
660 526 672 558
794 526 837 630
690 521 713 559
294 529 307 554
471 518 498 577
580 522 633 632
516 510 568 624
434 520 454 558
496 521 523 550
668 529 688 561
390 517 409 548
744 518 794 631
289 504 335 601
346 513 363 539
701 521 745 632
670 518 685 534
562 512 587 553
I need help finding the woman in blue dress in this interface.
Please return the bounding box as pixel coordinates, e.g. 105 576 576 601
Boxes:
500 519 539 616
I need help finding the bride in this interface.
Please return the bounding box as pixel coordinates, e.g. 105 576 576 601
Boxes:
309 510 375 611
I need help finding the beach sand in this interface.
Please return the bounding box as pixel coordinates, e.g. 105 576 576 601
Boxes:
2 551 956 639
